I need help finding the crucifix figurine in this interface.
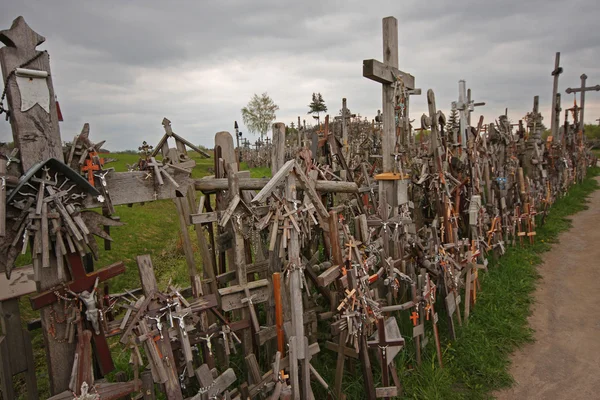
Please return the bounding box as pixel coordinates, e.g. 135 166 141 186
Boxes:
68 277 100 335
146 313 166 340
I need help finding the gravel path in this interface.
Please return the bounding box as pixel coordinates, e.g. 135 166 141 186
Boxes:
494 177 600 399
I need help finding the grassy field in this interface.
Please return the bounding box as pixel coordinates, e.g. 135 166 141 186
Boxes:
10 154 600 399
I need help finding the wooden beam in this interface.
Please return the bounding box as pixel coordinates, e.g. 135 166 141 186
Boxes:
194 177 358 194
251 159 295 204
362 59 415 89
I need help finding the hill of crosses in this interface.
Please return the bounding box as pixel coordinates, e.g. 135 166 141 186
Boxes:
0 15 596 400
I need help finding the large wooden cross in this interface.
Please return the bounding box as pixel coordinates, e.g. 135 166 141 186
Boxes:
0 16 77 393
363 16 415 174
30 254 125 375
566 74 600 134
367 317 405 400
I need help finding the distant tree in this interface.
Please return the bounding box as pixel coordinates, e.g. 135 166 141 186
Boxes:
308 92 327 126
585 124 600 140
446 108 459 139
286 122 298 136
241 93 279 139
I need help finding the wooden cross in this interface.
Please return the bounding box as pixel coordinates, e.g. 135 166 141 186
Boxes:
566 74 600 134
192 364 236 400
30 254 125 375
451 80 485 148
363 16 415 174
81 153 103 186
367 317 405 399
550 52 563 138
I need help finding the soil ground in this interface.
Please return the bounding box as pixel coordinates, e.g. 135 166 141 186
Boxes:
495 177 600 399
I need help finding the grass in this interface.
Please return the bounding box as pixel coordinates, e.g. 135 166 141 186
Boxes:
9 156 599 399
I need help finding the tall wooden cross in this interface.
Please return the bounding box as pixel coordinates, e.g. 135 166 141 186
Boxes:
550 52 563 139
363 16 416 238
363 16 415 174
0 16 76 394
566 74 600 135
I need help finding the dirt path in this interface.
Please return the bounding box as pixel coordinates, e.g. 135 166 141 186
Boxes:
495 177 600 400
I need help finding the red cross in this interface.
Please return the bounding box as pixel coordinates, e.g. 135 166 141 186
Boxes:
81 151 104 185
30 254 125 375
410 311 419 326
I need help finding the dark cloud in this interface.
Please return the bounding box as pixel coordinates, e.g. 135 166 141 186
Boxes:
1 0 599 150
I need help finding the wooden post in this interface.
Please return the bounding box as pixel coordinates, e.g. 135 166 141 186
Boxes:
342 98 349 160
0 17 75 394
550 52 562 139
381 17 398 173
273 272 285 355
0 158 6 237
0 266 38 399
458 80 468 148
227 163 253 356
272 122 286 172
135 255 183 400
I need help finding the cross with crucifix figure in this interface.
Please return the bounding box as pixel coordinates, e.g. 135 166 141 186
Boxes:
30 254 125 375
367 316 405 399
363 16 416 217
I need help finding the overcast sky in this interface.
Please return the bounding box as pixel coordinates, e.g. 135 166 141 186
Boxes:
1 0 599 151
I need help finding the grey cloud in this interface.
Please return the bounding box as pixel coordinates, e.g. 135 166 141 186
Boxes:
1 0 600 151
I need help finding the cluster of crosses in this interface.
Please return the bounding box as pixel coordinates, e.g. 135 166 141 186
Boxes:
0 15 597 400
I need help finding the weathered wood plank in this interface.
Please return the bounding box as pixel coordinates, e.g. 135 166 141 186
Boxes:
272 122 286 173
82 171 193 208
251 160 295 204
195 177 358 194
0 264 36 301
218 279 270 312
